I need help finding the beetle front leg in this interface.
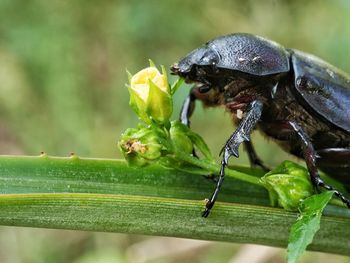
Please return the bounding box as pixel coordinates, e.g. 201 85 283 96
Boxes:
180 85 212 159
180 85 212 126
202 100 263 217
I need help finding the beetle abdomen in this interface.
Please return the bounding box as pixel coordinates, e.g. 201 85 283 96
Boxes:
316 148 350 187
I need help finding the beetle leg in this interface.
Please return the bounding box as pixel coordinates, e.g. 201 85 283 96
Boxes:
202 100 263 217
180 87 197 127
180 84 211 126
244 141 270 171
180 85 212 158
282 122 350 208
290 123 350 208
180 87 199 158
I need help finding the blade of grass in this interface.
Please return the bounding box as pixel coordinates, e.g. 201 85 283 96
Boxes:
0 155 349 255
0 155 268 204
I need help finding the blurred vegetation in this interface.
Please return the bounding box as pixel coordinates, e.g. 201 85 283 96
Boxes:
1 0 350 262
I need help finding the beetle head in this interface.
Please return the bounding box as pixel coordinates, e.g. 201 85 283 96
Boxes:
171 45 221 85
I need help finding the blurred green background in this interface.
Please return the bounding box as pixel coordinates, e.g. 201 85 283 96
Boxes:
1 0 350 262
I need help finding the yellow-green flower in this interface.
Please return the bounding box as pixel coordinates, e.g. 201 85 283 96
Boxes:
260 161 314 211
128 65 172 124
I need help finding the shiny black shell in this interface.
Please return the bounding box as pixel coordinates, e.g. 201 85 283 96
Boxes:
291 50 350 133
209 33 290 75
177 33 290 76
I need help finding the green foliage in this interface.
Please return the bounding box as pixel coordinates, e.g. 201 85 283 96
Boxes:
287 191 334 263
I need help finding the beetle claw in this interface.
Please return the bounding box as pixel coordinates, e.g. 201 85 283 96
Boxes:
201 208 210 218
315 179 350 208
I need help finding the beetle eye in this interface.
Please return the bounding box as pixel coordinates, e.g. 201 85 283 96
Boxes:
200 49 220 66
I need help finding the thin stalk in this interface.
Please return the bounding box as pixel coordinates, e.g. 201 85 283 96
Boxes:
174 153 262 186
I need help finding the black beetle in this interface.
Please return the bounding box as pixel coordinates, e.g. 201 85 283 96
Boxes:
171 33 350 217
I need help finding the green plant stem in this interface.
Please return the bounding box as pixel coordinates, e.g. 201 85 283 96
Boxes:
174 152 262 186
0 155 349 255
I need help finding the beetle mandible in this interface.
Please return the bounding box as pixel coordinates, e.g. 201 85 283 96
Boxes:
171 33 350 217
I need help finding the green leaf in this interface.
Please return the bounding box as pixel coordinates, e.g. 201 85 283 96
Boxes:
170 77 184 95
287 191 334 263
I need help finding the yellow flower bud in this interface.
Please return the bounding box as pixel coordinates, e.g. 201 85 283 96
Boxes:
128 66 172 124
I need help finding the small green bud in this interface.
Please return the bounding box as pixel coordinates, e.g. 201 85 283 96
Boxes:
170 120 214 161
128 66 172 125
260 161 314 211
169 121 193 154
118 126 169 167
